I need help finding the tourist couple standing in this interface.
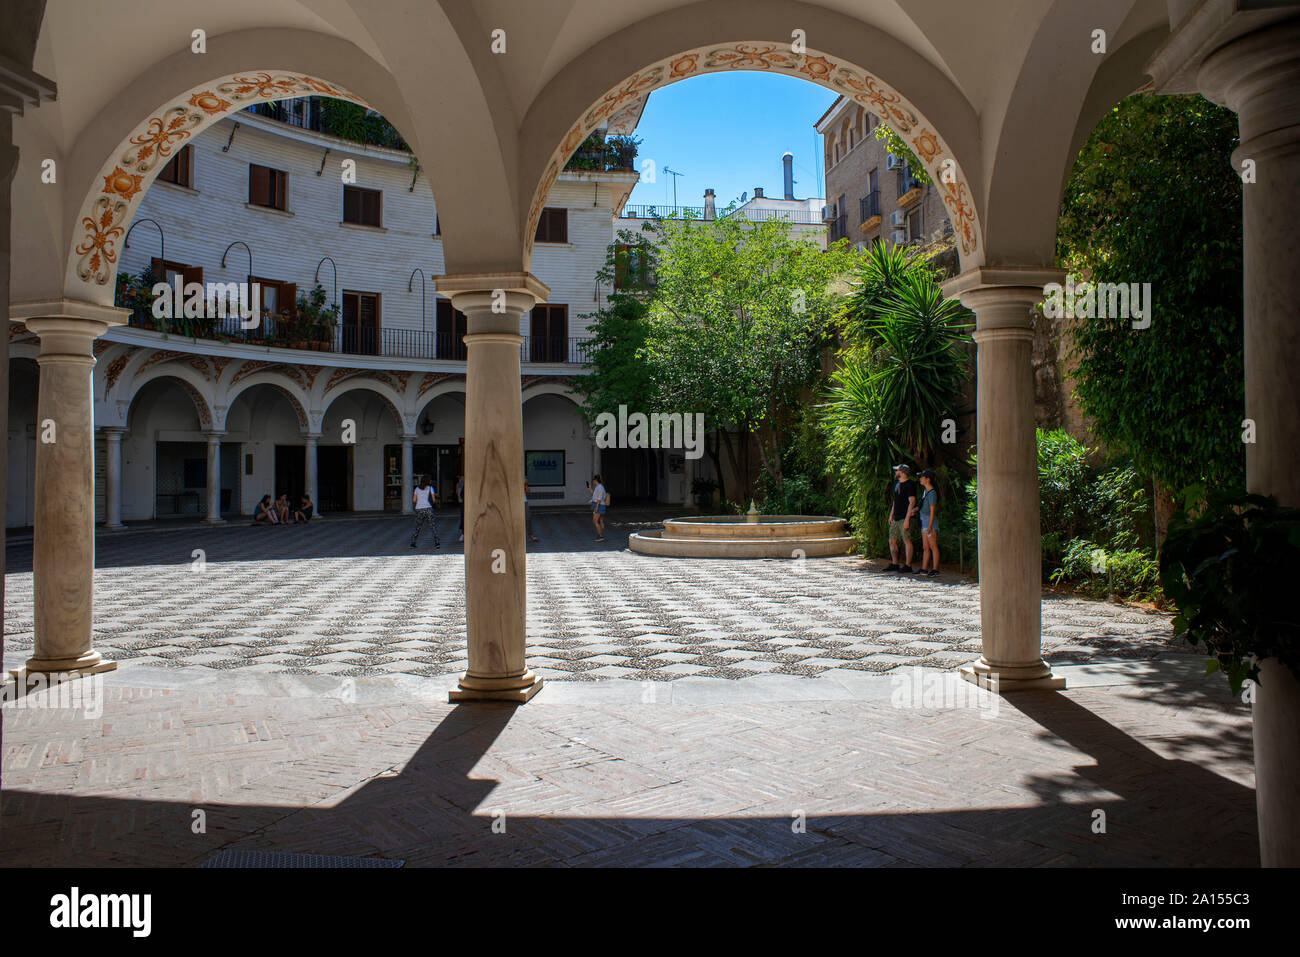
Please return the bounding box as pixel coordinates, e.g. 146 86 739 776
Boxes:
884 464 941 576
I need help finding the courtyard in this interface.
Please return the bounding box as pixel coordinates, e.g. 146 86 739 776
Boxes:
0 512 1259 868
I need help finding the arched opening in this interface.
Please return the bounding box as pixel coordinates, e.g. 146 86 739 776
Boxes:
320 385 405 512
226 382 310 514
413 389 467 508
523 42 981 270
522 391 591 507
124 375 219 520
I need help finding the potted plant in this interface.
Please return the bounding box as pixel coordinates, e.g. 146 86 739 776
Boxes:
296 284 339 351
1159 489 1300 867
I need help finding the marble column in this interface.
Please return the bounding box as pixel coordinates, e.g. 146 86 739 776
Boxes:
440 272 549 703
1197 17 1300 869
11 304 124 679
305 433 319 510
401 436 415 515
102 428 127 529
204 431 225 524
945 268 1064 692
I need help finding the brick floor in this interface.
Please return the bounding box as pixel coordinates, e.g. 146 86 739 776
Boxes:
3 511 1183 681
0 662 1257 867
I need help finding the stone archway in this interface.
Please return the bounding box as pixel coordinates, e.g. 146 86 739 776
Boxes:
525 42 982 269
67 72 375 299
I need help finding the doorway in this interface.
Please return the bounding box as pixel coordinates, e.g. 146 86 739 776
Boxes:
275 444 306 503
317 444 351 511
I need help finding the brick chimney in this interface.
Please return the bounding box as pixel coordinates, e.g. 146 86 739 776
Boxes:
753 187 764 199
703 188 716 220
783 152 794 200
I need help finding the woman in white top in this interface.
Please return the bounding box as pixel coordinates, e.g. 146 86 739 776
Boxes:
588 473 607 542
409 474 440 548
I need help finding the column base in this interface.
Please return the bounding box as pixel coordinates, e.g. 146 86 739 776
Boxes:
103 522 126 531
449 669 544 704
203 517 226 525
12 650 118 684
960 660 1065 692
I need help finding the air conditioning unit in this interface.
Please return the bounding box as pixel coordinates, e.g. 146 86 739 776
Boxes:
886 154 902 170
821 205 834 221
891 230 906 245
890 210 906 227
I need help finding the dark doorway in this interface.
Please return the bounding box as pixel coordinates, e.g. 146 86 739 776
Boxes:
275 445 306 503
342 290 381 355
600 447 658 505
436 444 462 507
436 299 467 360
317 444 351 512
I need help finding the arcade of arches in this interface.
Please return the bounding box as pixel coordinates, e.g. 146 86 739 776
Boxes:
2 1 1299 865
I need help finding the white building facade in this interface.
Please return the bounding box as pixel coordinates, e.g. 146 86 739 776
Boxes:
7 106 649 526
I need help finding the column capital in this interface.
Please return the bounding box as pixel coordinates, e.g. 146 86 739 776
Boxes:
400 434 417 443
11 298 129 330
204 430 227 439
1146 1 1300 95
99 426 128 436
941 266 1061 334
435 272 550 316
1199 18 1300 145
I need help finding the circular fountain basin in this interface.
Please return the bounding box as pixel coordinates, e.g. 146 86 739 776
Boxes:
629 515 855 558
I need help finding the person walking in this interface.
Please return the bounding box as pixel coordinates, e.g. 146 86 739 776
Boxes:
524 477 539 542
916 469 940 577
410 474 440 548
456 473 465 542
588 474 607 542
883 464 918 573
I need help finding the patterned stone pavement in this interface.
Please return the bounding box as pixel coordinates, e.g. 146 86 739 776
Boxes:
3 510 1184 681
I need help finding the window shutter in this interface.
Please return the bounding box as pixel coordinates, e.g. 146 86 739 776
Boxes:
281 283 298 319
150 258 165 283
182 265 204 289
274 170 286 210
553 209 567 243
249 165 267 206
343 187 358 223
365 190 381 227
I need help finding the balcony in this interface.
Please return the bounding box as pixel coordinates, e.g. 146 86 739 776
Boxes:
620 205 823 225
828 213 849 243
859 190 881 232
122 313 592 364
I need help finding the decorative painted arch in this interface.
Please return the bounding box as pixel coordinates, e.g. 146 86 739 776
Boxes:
521 380 581 406
319 379 408 435
223 375 311 434
123 370 215 431
68 71 369 299
526 42 981 269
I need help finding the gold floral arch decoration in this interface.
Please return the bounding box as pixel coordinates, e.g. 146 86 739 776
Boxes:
70 72 364 293
527 42 981 262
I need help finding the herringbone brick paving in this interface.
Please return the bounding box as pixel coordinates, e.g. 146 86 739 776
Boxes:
0 667 1256 867
4 511 1182 681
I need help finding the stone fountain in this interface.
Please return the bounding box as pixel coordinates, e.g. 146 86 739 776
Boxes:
629 504 855 559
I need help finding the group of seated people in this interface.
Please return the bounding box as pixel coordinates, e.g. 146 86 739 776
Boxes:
254 492 314 525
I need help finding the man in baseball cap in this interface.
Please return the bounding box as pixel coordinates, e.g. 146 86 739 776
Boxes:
884 464 919 573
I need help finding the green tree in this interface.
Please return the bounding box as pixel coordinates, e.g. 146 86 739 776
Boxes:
820 243 971 553
640 211 855 499
1056 93 1244 523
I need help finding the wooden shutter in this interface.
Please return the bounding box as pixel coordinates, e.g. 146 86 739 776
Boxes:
150 257 165 283
182 265 204 289
614 245 628 289
364 189 380 226
281 283 297 318
343 187 359 223
273 169 286 210
249 165 268 206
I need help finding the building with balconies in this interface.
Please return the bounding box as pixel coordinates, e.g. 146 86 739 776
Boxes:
815 95 952 252
6 103 644 526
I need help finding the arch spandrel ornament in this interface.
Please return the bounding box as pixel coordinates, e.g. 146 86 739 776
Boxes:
69 72 366 298
526 42 982 267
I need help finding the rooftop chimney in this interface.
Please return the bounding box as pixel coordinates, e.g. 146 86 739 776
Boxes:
703 188 716 220
753 186 764 199
782 152 794 200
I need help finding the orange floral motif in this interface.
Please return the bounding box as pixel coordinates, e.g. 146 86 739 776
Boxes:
911 129 941 163
221 73 302 99
798 55 835 82
75 199 127 281
102 166 144 200
127 112 197 168
705 43 799 72
188 91 231 115
669 54 699 78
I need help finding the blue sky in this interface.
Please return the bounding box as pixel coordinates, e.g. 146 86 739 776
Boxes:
624 72 838 210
